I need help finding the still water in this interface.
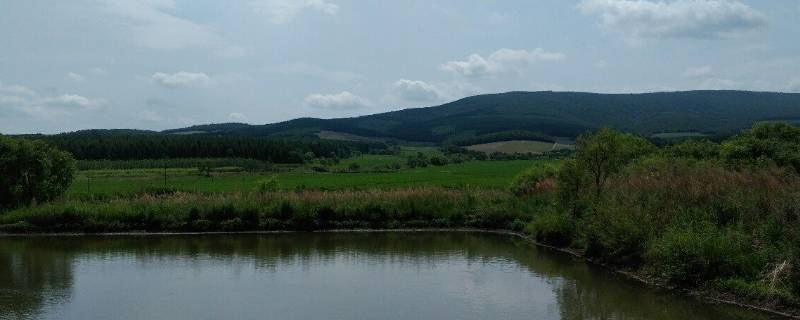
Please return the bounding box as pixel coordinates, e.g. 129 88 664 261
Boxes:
0 232 780 320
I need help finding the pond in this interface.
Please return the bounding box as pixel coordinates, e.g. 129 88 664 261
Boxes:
0 232 781 320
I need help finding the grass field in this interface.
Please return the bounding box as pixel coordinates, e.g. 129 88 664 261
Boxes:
465 140 573 154
67 160 544 198
329 147 441 170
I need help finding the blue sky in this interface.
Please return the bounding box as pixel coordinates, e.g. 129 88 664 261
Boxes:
1 0 799 133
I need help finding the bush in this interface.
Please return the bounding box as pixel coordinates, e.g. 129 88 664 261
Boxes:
526 209 574 246
255 176 279 192
646 216 754 287
509 164 558 196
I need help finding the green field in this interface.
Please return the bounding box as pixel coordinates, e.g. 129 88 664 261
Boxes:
465 140 573 154
68 160 543 198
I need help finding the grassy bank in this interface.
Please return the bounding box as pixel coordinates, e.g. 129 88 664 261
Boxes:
0 188 545 233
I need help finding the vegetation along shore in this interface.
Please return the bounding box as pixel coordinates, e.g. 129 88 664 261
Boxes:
2 122 800 317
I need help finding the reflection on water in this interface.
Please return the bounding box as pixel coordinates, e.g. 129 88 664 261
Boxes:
0 232 780 320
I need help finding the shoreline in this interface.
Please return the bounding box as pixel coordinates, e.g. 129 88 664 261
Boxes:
2 228 798 319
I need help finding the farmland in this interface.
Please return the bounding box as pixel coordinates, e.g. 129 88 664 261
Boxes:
67 159 541 198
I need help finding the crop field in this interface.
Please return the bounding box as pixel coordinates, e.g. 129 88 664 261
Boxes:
465 140 573 154
67 159 544 198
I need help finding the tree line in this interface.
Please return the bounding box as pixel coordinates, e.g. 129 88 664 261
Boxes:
23 133 388 163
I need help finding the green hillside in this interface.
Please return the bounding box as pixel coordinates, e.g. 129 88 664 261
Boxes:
163 90 800 143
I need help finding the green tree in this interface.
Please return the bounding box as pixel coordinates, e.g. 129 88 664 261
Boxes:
556 159 590 218
509 164 557 197
0 136 76 210
574 128 654 196
720 122 800 171
664 139 720 160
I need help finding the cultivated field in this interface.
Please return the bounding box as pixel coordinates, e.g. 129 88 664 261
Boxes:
67 159 543 198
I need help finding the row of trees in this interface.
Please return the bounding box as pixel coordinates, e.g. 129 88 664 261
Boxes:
29 133 387 163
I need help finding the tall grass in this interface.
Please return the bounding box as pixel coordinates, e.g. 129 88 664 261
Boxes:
0 188 538 233
527 157 800 307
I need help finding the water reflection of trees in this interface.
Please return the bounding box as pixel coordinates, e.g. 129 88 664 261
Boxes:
0 233 776 319
0 239 75 319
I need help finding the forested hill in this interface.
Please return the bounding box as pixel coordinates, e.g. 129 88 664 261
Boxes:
164 90 800 142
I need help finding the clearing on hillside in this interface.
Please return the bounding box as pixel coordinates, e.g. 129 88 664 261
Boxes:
465 140 573 154
650 132 708 139
316 130 386 142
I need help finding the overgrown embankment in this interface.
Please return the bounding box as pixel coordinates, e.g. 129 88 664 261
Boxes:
0 188 540 233
520 123 800 316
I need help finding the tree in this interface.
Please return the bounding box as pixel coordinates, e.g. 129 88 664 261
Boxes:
721 122 800 171
0 136 76 210
574 128 655 197
556 159 590 218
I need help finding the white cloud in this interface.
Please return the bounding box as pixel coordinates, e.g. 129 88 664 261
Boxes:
0 82 35 96
43 94 107 109
152 72 213 88
228 112 248 122
700 77 743 90
440 48 566 77
0 82 108 119
100 0 243 56
393 79 445 102
578 0 766 40
682 65 713 78
303 91 371 110
67 72 86 82
248 0 339 24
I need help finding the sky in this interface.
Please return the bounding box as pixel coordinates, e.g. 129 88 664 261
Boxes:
1 0 799 134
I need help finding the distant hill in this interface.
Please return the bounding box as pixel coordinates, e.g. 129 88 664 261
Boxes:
162 91 800 143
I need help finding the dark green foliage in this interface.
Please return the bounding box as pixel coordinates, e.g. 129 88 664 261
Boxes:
721 122 800 172
555 159 590 218
664 139 721 160
28 132 387 163
0 189 538 233
0 136 76 211
509 163 558 196
523 123 800 306
526 208 574 246
647 220 751 287
255 176 279 192
574 128 655 196
78 158 273 171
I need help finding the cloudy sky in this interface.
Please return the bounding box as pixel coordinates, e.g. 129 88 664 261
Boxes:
1 0 799 134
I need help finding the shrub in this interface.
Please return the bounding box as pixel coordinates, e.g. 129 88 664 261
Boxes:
646 220 751 287
255 176 279 192
142 186 179 196
526 208 574 247
509 164 558 196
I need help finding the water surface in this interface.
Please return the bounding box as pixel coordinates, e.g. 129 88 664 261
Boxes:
0 232 779 320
